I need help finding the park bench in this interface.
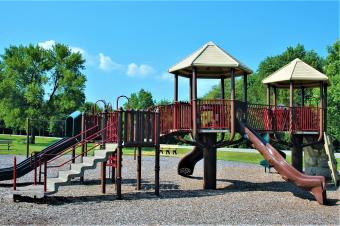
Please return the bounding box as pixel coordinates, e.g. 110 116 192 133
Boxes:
160 145 177 155
0 140 13 151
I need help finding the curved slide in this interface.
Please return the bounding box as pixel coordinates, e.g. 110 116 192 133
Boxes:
0 137 77 181
178 146 203 177
239 122 327 204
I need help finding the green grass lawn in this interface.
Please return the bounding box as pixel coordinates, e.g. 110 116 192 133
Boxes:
0 134 338 169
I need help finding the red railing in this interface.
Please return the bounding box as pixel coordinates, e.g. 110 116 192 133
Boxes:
157 100 321 134
196 99 231 129
246 104 320 132
158 102 191 134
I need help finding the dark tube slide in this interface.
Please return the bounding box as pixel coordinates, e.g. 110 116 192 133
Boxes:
177 146 203 177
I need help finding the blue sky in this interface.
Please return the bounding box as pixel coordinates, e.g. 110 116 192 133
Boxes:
0 1 339 104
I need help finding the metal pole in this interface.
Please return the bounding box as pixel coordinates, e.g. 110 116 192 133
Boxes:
44 158 47 192
26 118 30 158
101 161 106 194
13 156 16 191
137 146 142 190
289 80 294 133
230 68 235 141
72 146 75 164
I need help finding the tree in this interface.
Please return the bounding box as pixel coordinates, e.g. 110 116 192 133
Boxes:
324 39 340 141
156 99 172 106
0 43 86 142
124 89 154 110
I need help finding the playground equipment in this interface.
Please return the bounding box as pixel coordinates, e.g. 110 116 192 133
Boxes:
3 41 335 204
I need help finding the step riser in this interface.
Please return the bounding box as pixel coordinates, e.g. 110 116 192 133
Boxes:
48 150 116 194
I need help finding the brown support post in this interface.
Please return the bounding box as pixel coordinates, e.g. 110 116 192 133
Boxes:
189 76 193 101
230 68 235 141
192 67 197 139
72 146 75 164
324 84 327 132
301 87 305 106
273 86 277 107
221 76 225 99
80 113 85 183
318 82 324 141
116 110 123 199
136 146 142 190
243 74 247 103
289 80 294 133
155 110 160 196
266 85 271 106
101 161 106 194
202 133 217 189
174 73 178 102
292 134 303 172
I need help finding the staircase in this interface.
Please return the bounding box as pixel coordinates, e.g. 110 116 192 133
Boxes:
12 143 118 198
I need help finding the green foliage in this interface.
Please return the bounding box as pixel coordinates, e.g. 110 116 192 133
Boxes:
125 89 154 110
0 43 86 135
324 39 340 140
156 99 172 106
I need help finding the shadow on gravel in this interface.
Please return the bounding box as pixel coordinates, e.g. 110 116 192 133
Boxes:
188 176 339 206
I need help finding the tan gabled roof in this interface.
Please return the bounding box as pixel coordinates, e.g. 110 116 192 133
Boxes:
262 58 329 88
168 41 253 78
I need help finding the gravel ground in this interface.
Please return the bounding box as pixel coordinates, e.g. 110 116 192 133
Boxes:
0 154 339 225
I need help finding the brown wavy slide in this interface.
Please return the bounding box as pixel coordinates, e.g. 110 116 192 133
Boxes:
238 122 327 205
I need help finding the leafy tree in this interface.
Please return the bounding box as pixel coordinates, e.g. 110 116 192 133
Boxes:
156 99 172 106
324 39 340 140
0 43 86 142
124 89 154 110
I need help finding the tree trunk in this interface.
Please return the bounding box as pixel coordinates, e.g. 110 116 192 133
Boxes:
30 127 36 144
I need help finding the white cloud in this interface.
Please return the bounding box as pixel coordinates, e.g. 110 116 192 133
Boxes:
99 53 122 71
70 46 86 55
127 63 155 77
38 40 56 50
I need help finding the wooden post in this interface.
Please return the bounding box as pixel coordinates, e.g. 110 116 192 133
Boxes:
136 146 142 190
174 73 178 102
155 110 160 196
273 86 277 107
289 81 294 133
72 146 75 164
101 161 106 194
13 156 16 191
203 133 217 189
44 158 47 192
26 118 30 158
292 135 303 172
324 84 327 132
266 85 271 105
243 74 247 103
192 67 197 139
80 113 85 183
230 68 235 141
221 76 225 99
189 76 193 101
301 87 305 106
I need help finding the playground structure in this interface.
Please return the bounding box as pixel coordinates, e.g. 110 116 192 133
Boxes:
1 41 336 205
